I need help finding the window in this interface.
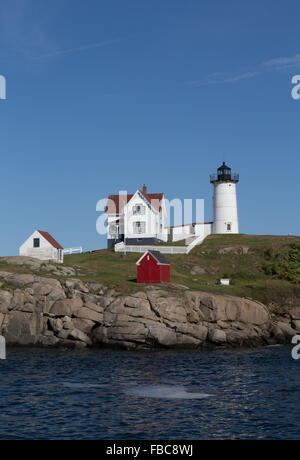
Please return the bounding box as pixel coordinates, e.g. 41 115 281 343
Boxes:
227 223 232 231
134 222 146 234
133 204 145 215
33 238 40 248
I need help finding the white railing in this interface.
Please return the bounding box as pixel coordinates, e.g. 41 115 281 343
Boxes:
114 236 209 255
63 247 83 255
115 244 187 254
186 234 207 254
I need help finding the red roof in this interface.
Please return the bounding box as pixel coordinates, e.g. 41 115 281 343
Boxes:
105 191 164 214
38 231 63 249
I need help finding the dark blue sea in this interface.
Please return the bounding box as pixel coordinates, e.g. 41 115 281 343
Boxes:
0 346 299 440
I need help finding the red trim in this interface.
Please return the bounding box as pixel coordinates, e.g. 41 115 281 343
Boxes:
105 191 164 214
38 231 63 249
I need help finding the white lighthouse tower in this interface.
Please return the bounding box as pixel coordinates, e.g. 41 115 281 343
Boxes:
210 162 240 234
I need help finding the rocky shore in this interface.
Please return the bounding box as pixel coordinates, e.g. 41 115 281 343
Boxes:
0 265 299 350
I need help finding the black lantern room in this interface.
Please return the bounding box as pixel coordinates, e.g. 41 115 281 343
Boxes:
210 162 239 183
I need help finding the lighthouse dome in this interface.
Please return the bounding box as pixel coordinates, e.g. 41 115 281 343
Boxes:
217 162 232 180
210 162 239 183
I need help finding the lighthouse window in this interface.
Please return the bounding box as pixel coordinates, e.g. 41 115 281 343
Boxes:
227 223 232 231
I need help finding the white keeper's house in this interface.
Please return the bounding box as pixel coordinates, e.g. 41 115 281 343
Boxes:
19 230 64 263
105 185 169 249
105 162 240 249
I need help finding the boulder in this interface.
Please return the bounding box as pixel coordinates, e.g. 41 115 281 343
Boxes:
190 266 206 275
173 323 208 342
68 329 92 345
208 328 227 344
75 306 103 323
50 298 83 317
39 335 59 347
48 318 63 334
147 325 177 347
88 283 106 294
66 279 89 293
0 291 13 313
218 246 249 255
32 283 54 297
147 292 187 323
277 322 296 340
83 302 103 314
190 292 269 326
4 311 43 345
71 318 95 334
6 274 35 287
2 256 42 270
9 290 25 311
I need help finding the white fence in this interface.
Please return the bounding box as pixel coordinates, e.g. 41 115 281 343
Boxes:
186 234 207 254
114 236 208 255
63 247 83 255
115 242 187 254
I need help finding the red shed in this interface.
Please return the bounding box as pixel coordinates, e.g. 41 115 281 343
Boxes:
136 250 171 284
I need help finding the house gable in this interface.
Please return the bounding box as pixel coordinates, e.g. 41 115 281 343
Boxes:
125 190 160 215
37 231 63 249
136 250 170 266
106 189 164 216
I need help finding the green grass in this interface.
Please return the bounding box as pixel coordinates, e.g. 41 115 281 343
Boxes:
0 234 299 309
62 234 300 306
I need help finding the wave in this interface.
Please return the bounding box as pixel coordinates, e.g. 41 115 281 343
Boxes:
125 384 213 400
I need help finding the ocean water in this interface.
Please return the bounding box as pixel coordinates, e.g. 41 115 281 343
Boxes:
0 346 299 440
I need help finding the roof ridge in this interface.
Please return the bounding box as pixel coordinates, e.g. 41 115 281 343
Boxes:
38 230 63 250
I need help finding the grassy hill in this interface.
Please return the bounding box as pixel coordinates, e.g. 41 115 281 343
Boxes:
64 234 300 308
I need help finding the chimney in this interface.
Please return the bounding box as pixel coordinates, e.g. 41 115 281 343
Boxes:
143 184 147 194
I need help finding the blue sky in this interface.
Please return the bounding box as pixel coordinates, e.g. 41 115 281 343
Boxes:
0 0 299 254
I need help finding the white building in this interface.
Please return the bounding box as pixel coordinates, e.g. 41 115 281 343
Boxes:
210 162 239 234
106 185 168 248
19 230 64 263
106 163 239 248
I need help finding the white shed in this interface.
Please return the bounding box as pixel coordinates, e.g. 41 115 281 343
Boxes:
217 279 230 286
19 230 64 264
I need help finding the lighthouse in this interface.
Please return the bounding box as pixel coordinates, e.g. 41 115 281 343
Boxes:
210 162 239 234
